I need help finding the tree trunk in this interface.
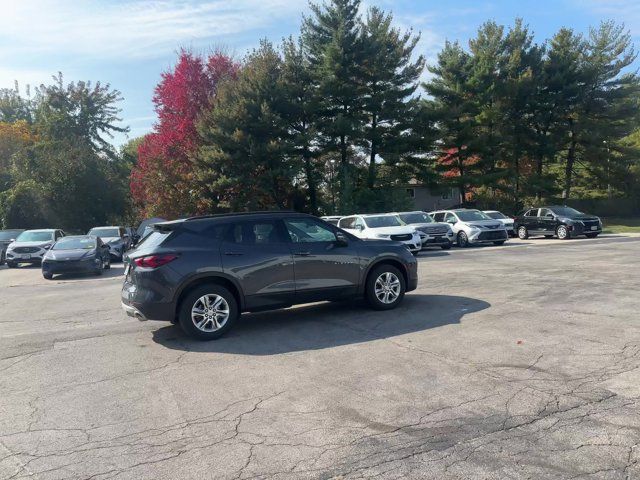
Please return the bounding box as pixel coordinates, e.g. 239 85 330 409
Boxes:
302 145 317 215
340 134 349 212
563 136 577 200
367 114 377 190
457 150 466 204
562 118 577 200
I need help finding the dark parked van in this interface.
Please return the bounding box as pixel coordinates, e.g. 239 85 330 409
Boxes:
121 212 418 340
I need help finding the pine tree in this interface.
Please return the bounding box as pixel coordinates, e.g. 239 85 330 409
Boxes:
281 37 321 214
424 41 479 204
301 0 365 212
196 41 299 210
360 6 425 190
498 19 545 206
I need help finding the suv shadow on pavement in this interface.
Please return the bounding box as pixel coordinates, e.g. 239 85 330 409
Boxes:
152 294 490 355
49 264 125 281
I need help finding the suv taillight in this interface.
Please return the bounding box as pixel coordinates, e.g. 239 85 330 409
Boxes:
133 254 177 268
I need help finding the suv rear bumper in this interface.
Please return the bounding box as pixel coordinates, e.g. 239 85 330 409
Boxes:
121 280 176 322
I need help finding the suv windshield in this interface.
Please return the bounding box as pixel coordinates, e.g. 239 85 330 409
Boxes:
551 206 583 217
456 210 491 221
53 237 96 250
485 211 507 219
364 216 402 228
398 213 434 224
16 231 54 242
89 228 120 238
0 230 22 241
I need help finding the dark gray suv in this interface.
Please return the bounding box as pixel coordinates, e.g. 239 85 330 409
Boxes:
121 212 418 340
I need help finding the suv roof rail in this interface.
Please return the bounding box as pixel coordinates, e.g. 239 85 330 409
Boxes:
184 210 298 221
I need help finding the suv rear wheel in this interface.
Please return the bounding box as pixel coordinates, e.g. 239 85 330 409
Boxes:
366 264 406 310
179 284 239 340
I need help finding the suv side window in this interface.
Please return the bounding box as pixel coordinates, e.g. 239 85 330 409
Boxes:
284 218 336 243
444 213 457 224
226 220 286 245
432 212 445 222
539 208 552 218
525 209 539 217
338 217 355 229
55 230 63 240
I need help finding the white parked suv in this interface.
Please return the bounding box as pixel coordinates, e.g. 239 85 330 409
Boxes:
338 214 422 254
429 209 508 247
5 229 65 267
395 211 454 250
483 210 515 236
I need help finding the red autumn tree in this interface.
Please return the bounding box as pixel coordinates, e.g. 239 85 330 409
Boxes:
131 50 238 218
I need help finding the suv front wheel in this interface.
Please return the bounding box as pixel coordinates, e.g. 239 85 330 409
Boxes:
366 265 406 310
179 284 239 340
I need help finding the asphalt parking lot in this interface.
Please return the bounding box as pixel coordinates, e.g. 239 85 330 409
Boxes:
1 235 640 480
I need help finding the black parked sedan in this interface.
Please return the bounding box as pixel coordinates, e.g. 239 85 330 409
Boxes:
514 206 602 240
41 235 111 279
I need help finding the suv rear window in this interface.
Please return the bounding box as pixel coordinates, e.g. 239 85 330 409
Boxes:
136 231 170 249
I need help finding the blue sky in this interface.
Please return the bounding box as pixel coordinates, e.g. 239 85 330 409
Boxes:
1 0 638 147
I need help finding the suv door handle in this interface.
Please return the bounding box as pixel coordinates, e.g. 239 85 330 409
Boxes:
224 251 244 256
294 251 311 257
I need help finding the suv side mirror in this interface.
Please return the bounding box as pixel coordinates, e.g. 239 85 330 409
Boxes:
356 224 364 231
335 231 348 246
546 213 554 218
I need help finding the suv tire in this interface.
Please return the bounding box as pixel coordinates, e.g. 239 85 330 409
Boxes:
440 243 452 250
6 261 16 268
43 272 53 280
179 284 239 340
457 231 470 248
517 226 529 239
557 225 571 240
366 264 406 311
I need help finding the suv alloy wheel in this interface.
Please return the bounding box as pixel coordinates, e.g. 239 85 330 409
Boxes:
179 284 239 340
366 265 406 310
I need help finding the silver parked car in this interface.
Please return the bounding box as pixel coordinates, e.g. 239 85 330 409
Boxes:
429 209 508 248
5 229 65 267
87 226 131 261
394 211 454 250
0 229 24 265
483 210 515 237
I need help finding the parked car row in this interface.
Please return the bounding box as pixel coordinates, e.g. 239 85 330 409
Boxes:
323 211 455 254
323 205 603 249
0 224 139 279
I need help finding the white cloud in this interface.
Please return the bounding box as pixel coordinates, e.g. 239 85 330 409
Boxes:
0 0 307 60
